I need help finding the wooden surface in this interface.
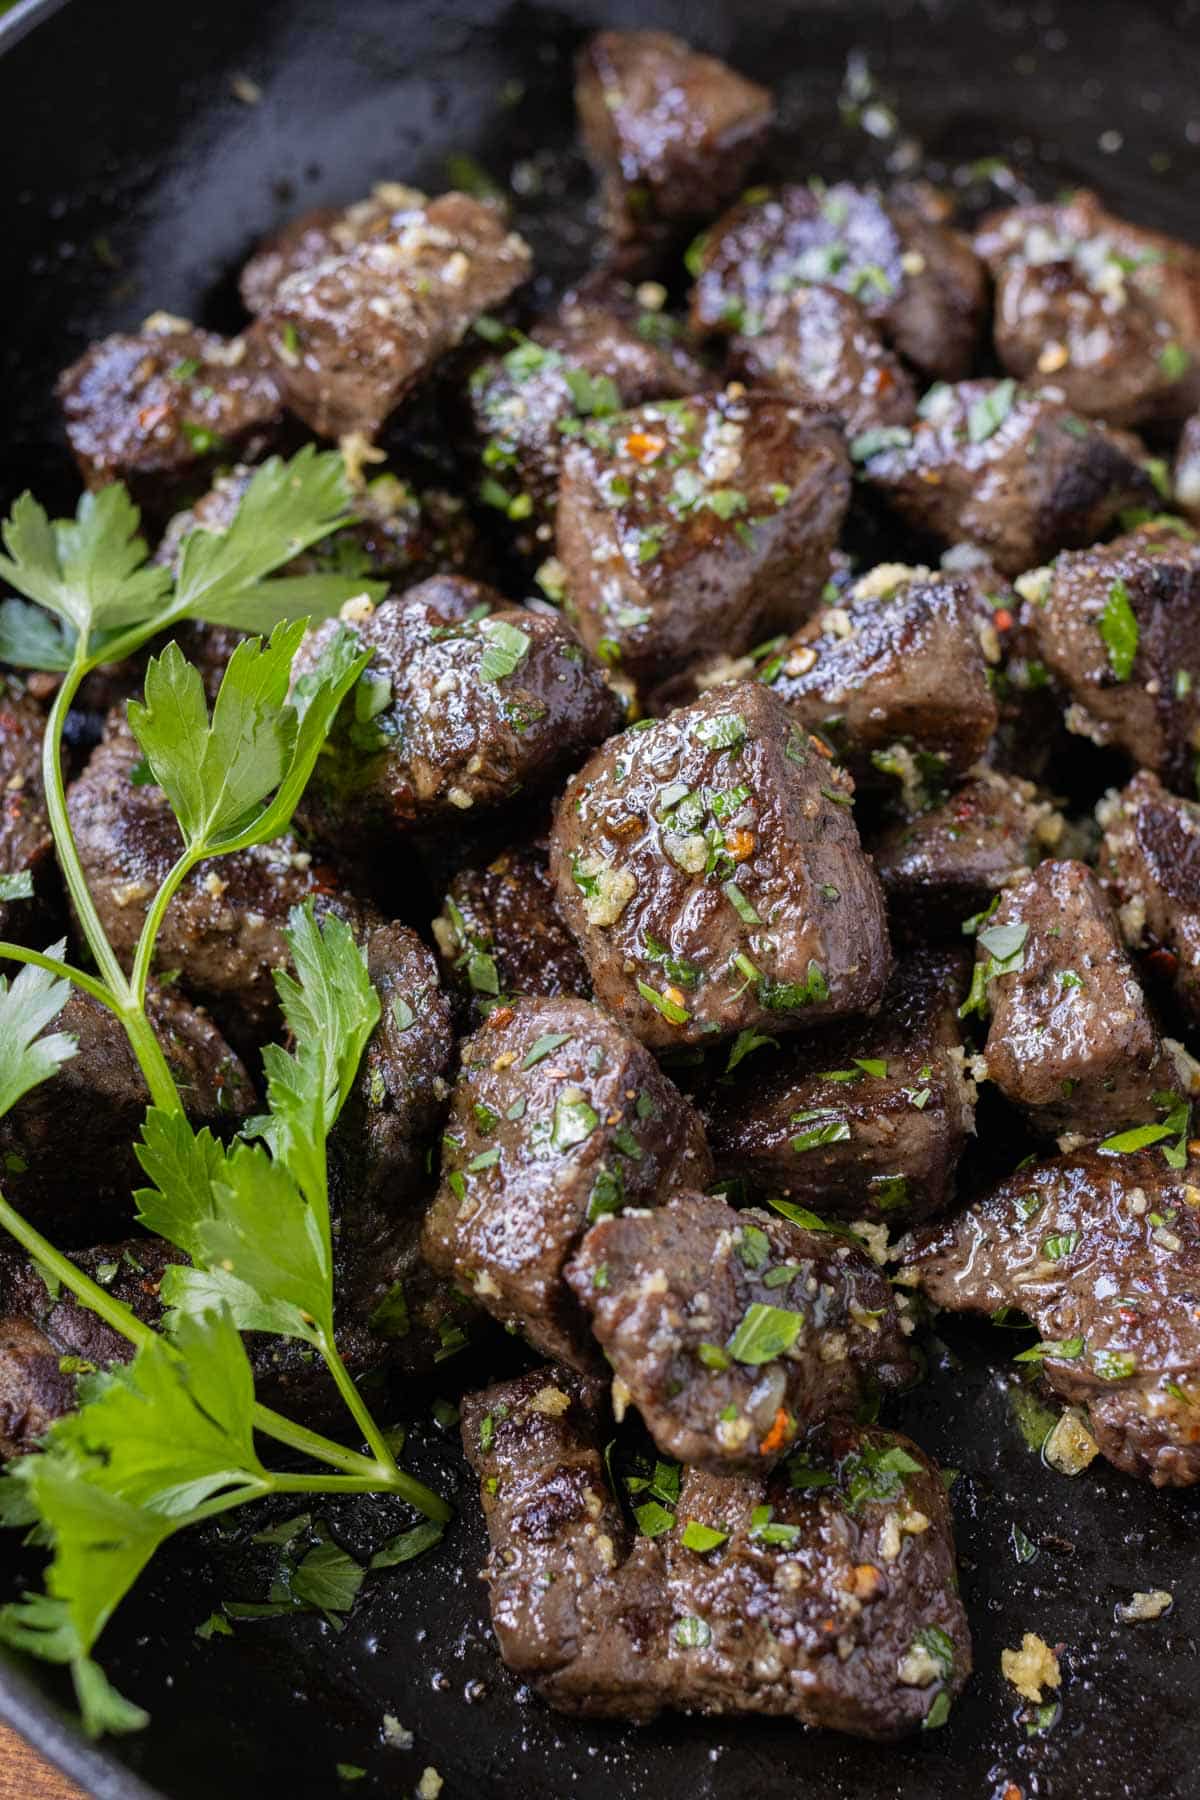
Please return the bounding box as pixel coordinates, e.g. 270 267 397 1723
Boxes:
0 1725 86 1798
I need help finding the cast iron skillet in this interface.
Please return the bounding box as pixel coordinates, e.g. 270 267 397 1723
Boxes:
2 1 1200 1794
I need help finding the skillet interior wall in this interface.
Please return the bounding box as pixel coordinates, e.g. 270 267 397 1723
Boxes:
2 1 1200 1797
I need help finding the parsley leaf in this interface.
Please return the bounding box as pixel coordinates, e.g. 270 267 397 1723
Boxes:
0 950 78 1119
0 485 171 644
128 623 370 858
171 446 383 631
137 905 379 1341
0 1307 266 1730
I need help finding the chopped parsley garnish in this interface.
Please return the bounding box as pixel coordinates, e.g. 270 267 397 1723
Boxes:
550 1094 599 1152
694 712 748 752
636 980 690 1025
967 378 1016 444
726 1302 805 1365
680 1520 728 1553
1098 577 1139 682
478 619 531 684
1013 1336 1085 1363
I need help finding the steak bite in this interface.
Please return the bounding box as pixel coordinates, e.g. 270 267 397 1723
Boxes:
1027 521 1200 789
1098 770 1200 1024
565 1188 913 1471
465 287 706 546
857 380 1157 576
293 581 620 853
257 193 532 439
703 949 975 1226
555 389 850 687
0 984 253 1243
432 838 591 1023
690 181 986 381
67 711 376 1047
575 31 774 250
421 997 712 1366
907 1145 1200 1486
759 566 997 787
549 682 891 1048
975 191 1200 427
724 282 917 439
57 315 283 511
461 1368 970 1735
871 769 1063 933
0 685 56 948
461 1366 667 1716
973 859 1189 1138
239 181 429 314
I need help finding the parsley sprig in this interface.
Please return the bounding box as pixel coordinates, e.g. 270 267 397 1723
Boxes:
0 455 447 1734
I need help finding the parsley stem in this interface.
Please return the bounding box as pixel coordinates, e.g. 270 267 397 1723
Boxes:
130 848 198 1014
41 654 132 1004
0 942 115 1011
314 1327 450 1515
40 649 182 1114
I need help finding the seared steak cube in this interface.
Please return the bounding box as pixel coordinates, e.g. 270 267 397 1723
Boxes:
760 566 997 786
1028 521 1200 788
461 1367 971 1736
908 1144 1200 1486
725 281 916 438
466 287 705 545
67 711 377 1048
432 838 591 1023
1098 770 1200 1024
703 949 975 1225
258 193 532 439
575 31 774 246
0 985 253 1243
57 315 283 512
294 580 620 852
0 686 56 949
690 182 985 381
239 181 428 314
556 390 850 687
565 1188 913 1471
421 997 712 1366
549 682 891 1047
871 770 1064 933
330 922 455 1202
975 191 1200 427
974 859 1187 1137
461 1366 666 1715
858 380 1157 575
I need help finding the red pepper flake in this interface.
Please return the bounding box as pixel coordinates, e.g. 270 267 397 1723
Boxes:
758 1407 795 1455
992 607 1014 632
1147 947 1179 978
624 430 665 465
486 1005 515 1030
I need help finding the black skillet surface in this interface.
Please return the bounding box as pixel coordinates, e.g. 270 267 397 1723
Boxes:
3 0 1200 1794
